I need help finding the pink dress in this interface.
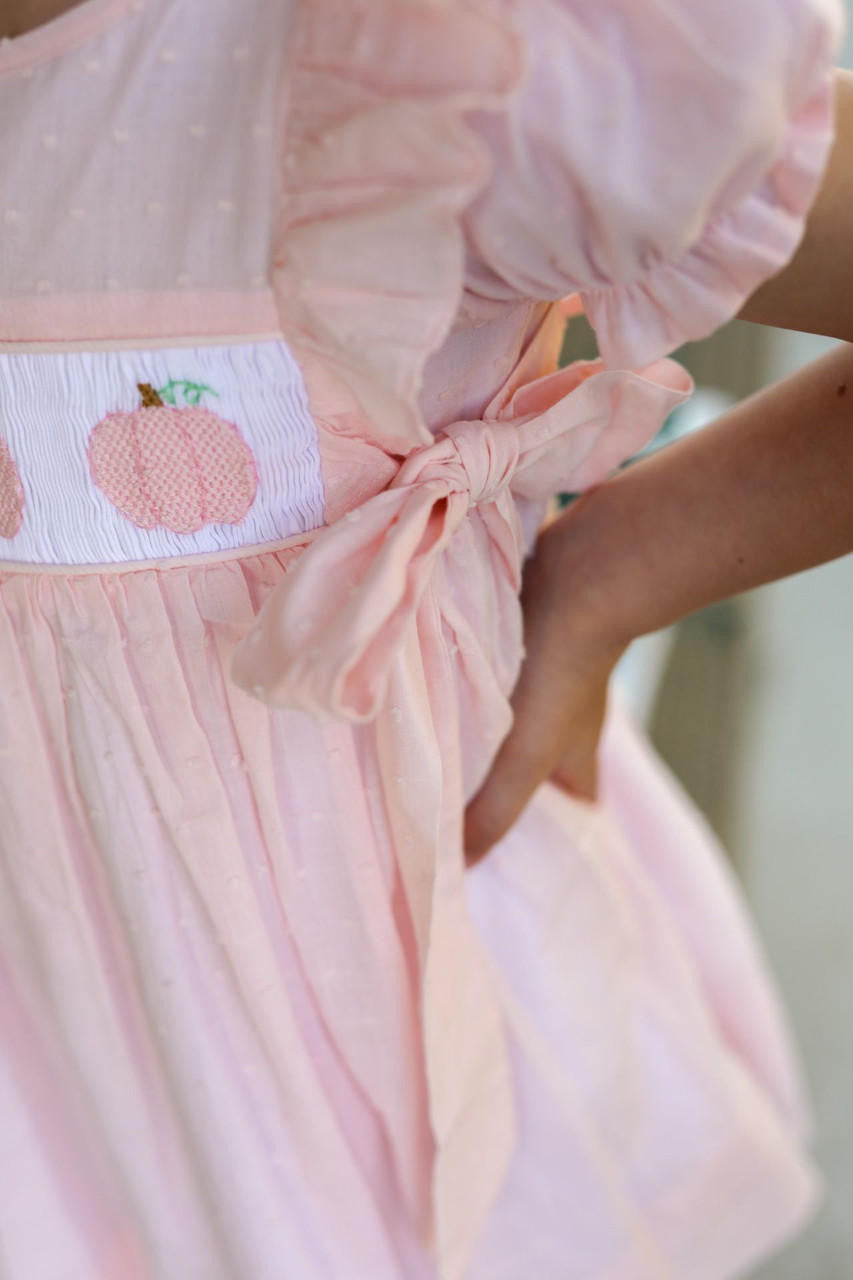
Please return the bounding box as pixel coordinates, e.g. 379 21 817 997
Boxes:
0 0 843 1276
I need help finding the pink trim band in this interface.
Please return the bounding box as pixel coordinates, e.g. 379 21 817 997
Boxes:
0 529 319 579
0 333 285 355
0 289 281 344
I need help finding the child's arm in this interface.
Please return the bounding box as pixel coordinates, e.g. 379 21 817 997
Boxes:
739 67 853 340
465 342 853 863
464 68 853 863
552 341 853 655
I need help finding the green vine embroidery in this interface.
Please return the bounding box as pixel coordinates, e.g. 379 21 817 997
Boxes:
156 380 220 407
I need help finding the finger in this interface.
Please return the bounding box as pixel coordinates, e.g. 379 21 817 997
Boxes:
550 745 598 803
464 672 568 865
464 656 608 865
463 616 578 866
463 740 548 867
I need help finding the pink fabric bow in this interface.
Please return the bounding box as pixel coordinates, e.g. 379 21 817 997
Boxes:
231 353 691 718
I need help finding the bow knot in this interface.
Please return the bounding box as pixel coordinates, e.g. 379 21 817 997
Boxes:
393 420 522 511
230 351 690 719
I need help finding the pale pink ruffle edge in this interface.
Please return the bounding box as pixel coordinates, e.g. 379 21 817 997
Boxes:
270 0 525 456
583 68 838 368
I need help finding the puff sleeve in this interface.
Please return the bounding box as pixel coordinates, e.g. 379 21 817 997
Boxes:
464 0 844 368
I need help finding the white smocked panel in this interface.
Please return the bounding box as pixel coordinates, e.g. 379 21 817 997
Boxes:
0 340 327 564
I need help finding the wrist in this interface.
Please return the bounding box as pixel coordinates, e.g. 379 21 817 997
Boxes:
531 485 635 674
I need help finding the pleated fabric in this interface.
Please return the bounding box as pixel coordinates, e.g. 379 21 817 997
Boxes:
0 556 820 1280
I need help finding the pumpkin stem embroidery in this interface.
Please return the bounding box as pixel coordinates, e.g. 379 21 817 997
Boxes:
139 382 164 408
88 379 259 534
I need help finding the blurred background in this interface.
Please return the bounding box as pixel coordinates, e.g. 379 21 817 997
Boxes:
649 327 853 1280
558 21 853 1277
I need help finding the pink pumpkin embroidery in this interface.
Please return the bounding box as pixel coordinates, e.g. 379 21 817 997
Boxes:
0 437 24 539
88 383 258 534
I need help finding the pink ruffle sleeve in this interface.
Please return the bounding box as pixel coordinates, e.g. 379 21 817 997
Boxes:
464 0 844 368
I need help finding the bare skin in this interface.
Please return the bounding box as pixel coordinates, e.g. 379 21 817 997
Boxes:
739 68 853 343
465 70 853 864
1 0 81 41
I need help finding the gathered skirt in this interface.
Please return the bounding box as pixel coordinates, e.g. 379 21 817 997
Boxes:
0 551 818 1279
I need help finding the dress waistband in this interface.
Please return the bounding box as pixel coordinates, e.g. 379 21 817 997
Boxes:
0 339 327 568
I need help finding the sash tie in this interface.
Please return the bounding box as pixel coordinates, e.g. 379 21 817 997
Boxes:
230 354 691 720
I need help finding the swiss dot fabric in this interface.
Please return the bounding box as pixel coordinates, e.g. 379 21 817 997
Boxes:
0 0 286 309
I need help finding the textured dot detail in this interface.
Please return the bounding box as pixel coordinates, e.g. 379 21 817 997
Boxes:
232 45 250 62
85 58 101 73
145 200 163 217
158 48 177 63
113 128 131 144
189 123 207 139
249 274 266 287
3 208 20 225
106 277 121 291
176 273 192 287
217 199 235 213
41 133 57 149
69 207 86 220
35 279 53 294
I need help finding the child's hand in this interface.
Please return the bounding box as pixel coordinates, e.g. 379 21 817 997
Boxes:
466 329 853 868
463 513 625 867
